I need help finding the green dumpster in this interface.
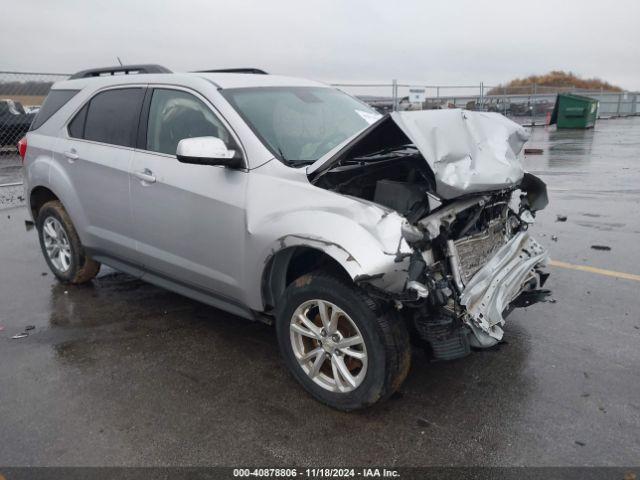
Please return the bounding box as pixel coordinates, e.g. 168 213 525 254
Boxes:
549 93 598 129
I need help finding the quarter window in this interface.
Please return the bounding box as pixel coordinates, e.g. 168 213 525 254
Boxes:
70 88 144 147
30 89 79 131
146 89 231 156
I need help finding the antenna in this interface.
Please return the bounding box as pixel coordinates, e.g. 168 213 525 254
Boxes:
117 57 124 67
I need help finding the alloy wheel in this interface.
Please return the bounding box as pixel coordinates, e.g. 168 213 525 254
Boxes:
289 299 368 393
42 216 72 273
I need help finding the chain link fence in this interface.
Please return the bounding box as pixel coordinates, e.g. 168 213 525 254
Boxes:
0 71 68 190
333 81 640 124
0 71 638 155
0 71 69 153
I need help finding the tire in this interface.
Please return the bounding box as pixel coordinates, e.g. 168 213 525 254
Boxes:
36 200 100 284
275 272 411 411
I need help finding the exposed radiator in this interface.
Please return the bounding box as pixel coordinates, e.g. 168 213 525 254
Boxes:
454 219 507 283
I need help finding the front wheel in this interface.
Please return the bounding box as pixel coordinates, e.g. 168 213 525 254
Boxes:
275 273 411 411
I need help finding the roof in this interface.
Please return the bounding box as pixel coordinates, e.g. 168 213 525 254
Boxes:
52 72 329 91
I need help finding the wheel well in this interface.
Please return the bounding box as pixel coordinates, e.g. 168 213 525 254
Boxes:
262 247 352 311
30 186 59 219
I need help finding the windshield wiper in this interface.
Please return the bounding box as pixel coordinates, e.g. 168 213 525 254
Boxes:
341 145 417 165
357 143 416 158
285 159 317 168
275 147 318 168
277 146 288 162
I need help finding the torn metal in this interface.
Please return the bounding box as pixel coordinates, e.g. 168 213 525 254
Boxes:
309 109 530 200
305 109 549 357
459 231 548 347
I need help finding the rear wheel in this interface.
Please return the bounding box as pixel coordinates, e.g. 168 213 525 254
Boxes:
36 200 100 284
275 273 411 410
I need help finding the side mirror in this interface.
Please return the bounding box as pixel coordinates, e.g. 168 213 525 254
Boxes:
176 136 243 168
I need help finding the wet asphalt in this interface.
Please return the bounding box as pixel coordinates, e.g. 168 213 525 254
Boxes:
1 118 639 467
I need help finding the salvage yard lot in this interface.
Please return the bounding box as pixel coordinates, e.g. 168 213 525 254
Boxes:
1 117 639 466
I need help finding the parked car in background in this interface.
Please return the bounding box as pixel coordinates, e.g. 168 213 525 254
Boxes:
20 64 551 410
0 99 36 148
24 105 41 115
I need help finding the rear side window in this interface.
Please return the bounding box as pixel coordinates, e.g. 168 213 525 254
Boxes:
30 89 79 131
71 88 144 147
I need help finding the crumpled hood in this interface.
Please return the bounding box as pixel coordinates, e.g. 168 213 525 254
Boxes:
308 109 530 200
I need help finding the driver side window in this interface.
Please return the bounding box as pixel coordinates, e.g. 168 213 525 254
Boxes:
146 89 231 156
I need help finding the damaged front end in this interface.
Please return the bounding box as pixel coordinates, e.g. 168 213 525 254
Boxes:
309 109 551 360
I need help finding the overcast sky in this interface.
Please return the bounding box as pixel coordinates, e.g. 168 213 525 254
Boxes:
4 0 640 90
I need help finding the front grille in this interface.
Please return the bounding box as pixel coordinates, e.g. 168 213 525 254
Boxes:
454 219 507 283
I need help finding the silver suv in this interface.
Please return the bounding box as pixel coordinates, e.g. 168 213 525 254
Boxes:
21 65 550 410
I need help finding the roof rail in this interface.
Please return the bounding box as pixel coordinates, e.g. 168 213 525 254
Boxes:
196 68 268 75
69 64 172 79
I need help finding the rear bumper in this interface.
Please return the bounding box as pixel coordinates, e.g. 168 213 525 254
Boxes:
458 231 548 347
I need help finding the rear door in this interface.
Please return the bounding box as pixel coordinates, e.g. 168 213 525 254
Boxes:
129 87 248 302
63 86 145 262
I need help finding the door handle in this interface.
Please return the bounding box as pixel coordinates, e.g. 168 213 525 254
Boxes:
134 169 156 184
63 150 79 161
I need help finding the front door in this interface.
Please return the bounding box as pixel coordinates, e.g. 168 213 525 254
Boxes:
129 87 248 302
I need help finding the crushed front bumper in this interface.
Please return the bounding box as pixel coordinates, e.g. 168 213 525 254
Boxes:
457 231 548 347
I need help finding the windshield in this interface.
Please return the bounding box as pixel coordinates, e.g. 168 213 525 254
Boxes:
222 87 382 165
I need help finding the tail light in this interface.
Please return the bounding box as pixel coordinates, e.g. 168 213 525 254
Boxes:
17 137 27 162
